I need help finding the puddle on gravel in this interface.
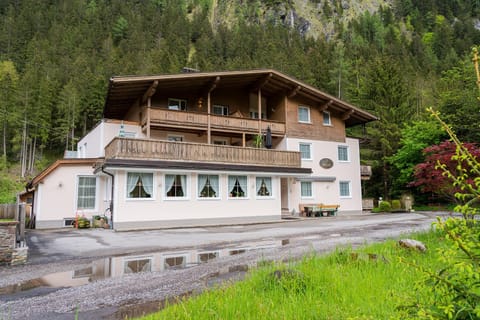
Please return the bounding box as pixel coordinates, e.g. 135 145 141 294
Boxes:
0 239 289 300
111 263 252 320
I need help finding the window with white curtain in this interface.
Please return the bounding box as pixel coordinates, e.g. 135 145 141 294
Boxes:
126 172 153 199
198 175 219 198
165 174 187 198
228 175 247 198
256 177 272 197
77 176 96 209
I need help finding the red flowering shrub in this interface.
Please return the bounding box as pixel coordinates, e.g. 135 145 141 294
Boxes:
409 140 480 202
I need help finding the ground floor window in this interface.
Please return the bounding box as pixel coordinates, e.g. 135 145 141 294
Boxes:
165 174 187 198
301 181 312 198
198 174 219 198
127 172 153 199
228 175 247 198
77 176 96 209
256 177 272 197
340 181 351 197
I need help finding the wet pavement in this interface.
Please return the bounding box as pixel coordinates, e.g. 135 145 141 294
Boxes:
25 211 437 264
0 211 448 319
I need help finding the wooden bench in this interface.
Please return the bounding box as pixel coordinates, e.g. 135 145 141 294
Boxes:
299 204 340 217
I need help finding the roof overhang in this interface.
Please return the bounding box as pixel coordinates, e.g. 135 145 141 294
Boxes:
103 69 377 127
295 176 336 182
96 159 312 176
27 158 99 189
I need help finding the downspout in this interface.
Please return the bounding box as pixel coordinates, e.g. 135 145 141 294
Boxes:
101 165 114 230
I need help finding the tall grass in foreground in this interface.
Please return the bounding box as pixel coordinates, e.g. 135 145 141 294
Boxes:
137 231 445 320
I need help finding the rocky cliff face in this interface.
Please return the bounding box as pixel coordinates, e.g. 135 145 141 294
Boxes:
206 0 392 39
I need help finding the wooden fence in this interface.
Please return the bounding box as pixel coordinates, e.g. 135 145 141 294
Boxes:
0 204 17 219
0 203 26 244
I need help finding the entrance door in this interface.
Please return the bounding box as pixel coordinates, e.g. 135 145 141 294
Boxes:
280 178 289 214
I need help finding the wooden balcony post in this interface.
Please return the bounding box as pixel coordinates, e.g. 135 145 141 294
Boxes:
142 80 157 139
258 88 262 134
146 97 151 138
207 91 211 144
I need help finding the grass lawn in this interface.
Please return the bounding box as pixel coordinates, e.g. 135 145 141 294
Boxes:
0 218 15 222
136 230 444 320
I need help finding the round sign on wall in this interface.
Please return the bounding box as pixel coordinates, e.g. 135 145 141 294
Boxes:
319 158 334 169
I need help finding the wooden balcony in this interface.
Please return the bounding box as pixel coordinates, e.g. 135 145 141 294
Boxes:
146 109 286 135
360 165 372 180
104 137 302 168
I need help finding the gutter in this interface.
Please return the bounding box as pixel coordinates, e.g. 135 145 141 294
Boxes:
101 165 115 230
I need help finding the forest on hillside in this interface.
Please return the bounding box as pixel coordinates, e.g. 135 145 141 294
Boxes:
0 0 479 204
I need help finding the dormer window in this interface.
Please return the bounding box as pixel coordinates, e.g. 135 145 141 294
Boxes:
168 98 187 111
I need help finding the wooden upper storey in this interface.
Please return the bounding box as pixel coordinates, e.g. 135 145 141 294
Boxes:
103 69 377 140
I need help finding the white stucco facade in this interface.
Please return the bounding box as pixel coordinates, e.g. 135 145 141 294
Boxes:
77 120 144 158
34 164 109 229
286 137 362 213
110 170 281 230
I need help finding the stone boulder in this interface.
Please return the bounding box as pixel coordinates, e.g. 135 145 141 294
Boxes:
398 239 427 252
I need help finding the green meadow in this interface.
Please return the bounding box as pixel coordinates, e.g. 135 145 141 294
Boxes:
137 230 444 319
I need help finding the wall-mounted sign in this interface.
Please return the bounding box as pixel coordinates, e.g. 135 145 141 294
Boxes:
319 158 334 169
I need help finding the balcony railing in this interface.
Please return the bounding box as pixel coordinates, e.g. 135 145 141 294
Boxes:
146 109 286 135
104 137 302 168
360 165 372 180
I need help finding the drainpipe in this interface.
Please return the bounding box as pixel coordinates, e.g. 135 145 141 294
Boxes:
101 165 114 230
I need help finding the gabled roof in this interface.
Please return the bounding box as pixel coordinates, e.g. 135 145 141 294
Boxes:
103 69 377 127
27 159 98 189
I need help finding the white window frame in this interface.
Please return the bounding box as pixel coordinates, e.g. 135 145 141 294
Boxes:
298 106 311 123
300 181 313 198
213 104 229 116
249 111 266 119
164 174 189 200
228 175 248 199
126 172 155 201
76 175 98 211
168 98 187 111
338 145 350 162
339 180 352 198
299 143 312 160
255 176 273 199
167 135 183 142
197 174 220 200
323 111 331 126
63 218 76 227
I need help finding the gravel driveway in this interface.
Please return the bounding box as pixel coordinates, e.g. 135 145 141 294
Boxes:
0 212 445 320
